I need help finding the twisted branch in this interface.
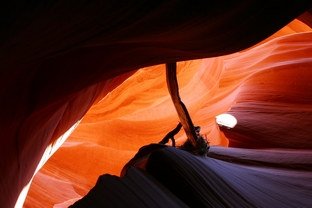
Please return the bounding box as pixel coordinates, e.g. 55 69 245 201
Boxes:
166 62 197 148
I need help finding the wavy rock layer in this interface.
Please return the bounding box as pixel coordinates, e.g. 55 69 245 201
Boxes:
0 2 312 208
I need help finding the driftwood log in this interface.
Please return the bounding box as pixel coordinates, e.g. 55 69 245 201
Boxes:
166 62 197 148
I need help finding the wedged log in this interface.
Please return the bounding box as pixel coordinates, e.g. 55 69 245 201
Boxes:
166 62 197 147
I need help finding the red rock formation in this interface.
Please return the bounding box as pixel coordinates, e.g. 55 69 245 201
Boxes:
1 2 312 207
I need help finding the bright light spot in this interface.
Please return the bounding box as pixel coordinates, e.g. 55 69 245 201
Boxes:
216 113 237 128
